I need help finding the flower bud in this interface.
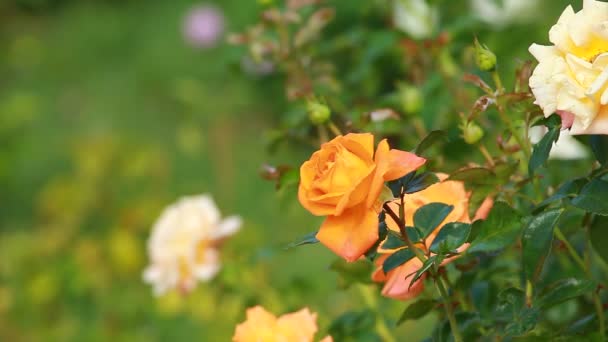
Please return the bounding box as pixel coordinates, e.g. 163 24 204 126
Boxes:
474 38 497 72
398 83 423 115
461 121 484 144
307 100 331 125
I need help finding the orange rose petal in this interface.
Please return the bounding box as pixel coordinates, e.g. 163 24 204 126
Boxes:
473 196 494 221
383 149 427 181
276 308 319 341
316 204 379 262
365 140 391 208
371 254 389 282
343 133 375 157
298 185 338 216
381 258 426 300
334 167 375 216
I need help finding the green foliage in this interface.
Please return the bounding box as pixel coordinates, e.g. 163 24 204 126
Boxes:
397 299 436 325
285 231 319 249
589 215 608 264
522 209 563 282
590 135 608 166
429 222 471 254
413 203 454 238
537 278 596 309
571 178 608 215
382 248 415 274
468 202 522 253
387 171 440 197
529 124 561 176
327 310 381 342
413 130 447 156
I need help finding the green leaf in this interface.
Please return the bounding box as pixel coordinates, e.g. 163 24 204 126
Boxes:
329 259 373 288
397 299 436 325
522 209 564 282
494 288 539 336
285 231 319 249
413 202 454 238
409 256 435 288
590 135 608 165
468 202 522 253
404 172 440 194
387 171 439 197
447 167 496 186
590 215 608 264
537 278 596 309
533 178 586 213
529 126 560 175
429 222 471 254
413 130 447 156
571 178 608 215
382 248 416 274
380 231 406 250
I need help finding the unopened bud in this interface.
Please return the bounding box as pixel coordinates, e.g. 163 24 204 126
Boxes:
398 83 423 115
461 121 484 144
307 100 331 125
474 38 497 72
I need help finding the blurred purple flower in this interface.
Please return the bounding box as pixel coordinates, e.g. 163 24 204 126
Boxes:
183 5 224 48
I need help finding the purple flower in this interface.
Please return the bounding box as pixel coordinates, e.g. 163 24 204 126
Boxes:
183 5 224 49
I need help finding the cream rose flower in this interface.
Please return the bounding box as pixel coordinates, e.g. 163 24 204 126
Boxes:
471 0 539 28
529 0 608 135
393 0 438 40
143 194 241 296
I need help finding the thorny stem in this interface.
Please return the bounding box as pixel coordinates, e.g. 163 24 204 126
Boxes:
478 145 495 167
382 202 426 262
384 199 462 341
317 125 329 144
435 266 464 342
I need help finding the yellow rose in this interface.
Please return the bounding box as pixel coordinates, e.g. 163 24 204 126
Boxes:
529 0 608 134
233 306 332 342
298 133 426 261
371 175 493 300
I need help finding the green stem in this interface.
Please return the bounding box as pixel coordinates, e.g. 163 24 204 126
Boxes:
584 222 606 340
435 270 463 342
327 121 342 136
358 285 396 342
491 70 504 94
555 227 586 270
382 201 426 262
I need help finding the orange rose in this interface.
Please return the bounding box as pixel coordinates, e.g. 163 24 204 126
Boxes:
371 175 493 300
232 306 333 342
298 133 426 261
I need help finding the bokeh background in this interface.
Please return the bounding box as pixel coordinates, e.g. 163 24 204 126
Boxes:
0 0 584 340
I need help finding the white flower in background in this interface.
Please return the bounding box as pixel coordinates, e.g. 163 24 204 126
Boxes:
471 0 539 28
393 0 439 40
529 126 588 160
143 194 241 296
183 4 225 48
529 0 608 135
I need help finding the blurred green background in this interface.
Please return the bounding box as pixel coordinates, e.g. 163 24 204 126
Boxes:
0 0 584 340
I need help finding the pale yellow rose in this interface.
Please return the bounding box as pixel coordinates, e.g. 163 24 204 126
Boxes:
233 306 333 342
529 0 608 135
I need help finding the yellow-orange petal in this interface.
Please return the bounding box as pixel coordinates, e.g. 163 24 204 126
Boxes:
298 184 337 216
381 258 426 301
371 254 389 282
276 308 319 341
383 149 427 181
316 204 379 262
473 197 494 221
342 133 375 157
233 306 278 342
